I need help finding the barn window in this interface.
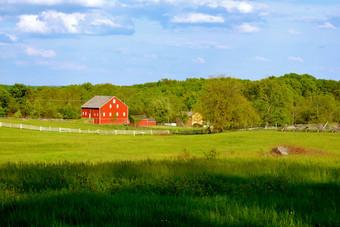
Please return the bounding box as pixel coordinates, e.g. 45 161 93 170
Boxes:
109 112 112 117
110 104 112 108
85 112 87 116
116 112 118 116
113 99 116 103
116 104 119 108
103 112 105 117
123 112 126 116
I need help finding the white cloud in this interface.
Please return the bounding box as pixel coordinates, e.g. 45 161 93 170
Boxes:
57 62 87 70
14 61 29 67
317 22 336 29
194 57 206 64
91 18 122 28
16 10 130 35
36 60 87 70
17 15 49 33
166 0 266 14
25 46 56 58
41 11 85 34
236 23 260 33
288 29 301 35
255 56 269 62
166 41 232 50
171 13 224 23
288 56 303 62
215 45 232 50
0 33 18 43
210 1 253 13
5 0 106 7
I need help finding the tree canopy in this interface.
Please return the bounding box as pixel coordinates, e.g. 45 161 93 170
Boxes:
0 74 339 126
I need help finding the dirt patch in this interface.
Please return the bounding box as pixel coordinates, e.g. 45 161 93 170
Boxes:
270 145 327 156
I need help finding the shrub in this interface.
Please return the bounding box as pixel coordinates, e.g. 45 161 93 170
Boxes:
203 148 220 159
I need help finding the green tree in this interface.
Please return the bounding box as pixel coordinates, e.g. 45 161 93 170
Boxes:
20 99 32 117
147 97 171 123
9 83 27 99
197 77 258 132
64 103 76 119
0 105 7 117
31 100 42 118
0 87 11 109
254 78 293 126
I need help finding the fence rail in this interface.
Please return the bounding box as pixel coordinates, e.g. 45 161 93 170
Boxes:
0 122 170 136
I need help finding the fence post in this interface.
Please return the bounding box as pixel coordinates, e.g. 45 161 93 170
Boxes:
59 127 61 133
133 130 135 136
49 126 51 132
115 130 117 135
40 126 42 131
20 124 22 129
10 123 11 128
0 122 1 127
168 130 170 135
79 129 81 133
151 129 153 135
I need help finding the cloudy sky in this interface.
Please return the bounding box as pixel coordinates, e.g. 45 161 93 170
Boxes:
0 0 339 85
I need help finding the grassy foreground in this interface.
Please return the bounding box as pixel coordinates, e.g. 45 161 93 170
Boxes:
0 159 339 226
0 125 339 226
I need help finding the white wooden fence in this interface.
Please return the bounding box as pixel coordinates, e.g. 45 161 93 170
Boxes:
0 122 170 136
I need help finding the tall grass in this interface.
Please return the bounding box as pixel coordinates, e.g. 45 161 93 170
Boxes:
0 124 339 225
0 159 339 226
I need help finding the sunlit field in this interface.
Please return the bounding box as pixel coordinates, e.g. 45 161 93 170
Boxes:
0 121 339 226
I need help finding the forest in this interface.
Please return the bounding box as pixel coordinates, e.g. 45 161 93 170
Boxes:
0 73 339 131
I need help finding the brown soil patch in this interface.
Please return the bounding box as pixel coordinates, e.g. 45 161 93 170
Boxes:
270 145 327 156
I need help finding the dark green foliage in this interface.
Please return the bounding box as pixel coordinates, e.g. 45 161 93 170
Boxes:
0 86 11 109
63 103 76 119
0 106 7 117
197 77 259 131
0 159 339 226
0 74 339 124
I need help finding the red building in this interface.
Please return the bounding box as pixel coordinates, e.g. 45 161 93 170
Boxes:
130 115 156 127
81 96 128 124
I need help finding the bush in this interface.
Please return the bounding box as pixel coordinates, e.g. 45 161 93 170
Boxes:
203 148 220 159
192 123 202 128
13 110 22 118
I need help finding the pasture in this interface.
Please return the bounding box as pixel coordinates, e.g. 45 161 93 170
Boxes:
0 121 339 226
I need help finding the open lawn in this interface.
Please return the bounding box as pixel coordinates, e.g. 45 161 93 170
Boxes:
0 124 339 226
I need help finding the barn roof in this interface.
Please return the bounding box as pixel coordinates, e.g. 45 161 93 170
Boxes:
147 118 156 122
81 96 114 108
132 115 148 120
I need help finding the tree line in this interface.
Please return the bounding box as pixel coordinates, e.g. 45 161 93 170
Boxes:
0 73 339 131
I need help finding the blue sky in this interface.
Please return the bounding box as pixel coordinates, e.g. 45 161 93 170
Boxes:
0 0 339 86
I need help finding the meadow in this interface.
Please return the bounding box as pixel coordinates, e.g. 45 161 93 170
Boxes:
0 120 339 226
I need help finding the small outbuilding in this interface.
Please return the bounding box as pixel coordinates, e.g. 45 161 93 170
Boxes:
176 111 203 127
81 96 128 124
130 115 156 127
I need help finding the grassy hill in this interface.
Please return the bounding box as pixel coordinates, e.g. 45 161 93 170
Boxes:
0 123 339 226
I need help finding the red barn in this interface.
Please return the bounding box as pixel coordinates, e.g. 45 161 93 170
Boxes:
130 115 156 127
81 96 128 124
147 118 156 126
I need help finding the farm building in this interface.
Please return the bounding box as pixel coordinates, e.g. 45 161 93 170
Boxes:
130 115 156 127
81 96 128 124
176 111 203 127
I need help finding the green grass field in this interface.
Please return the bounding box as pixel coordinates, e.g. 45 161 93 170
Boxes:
0 120 339 226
